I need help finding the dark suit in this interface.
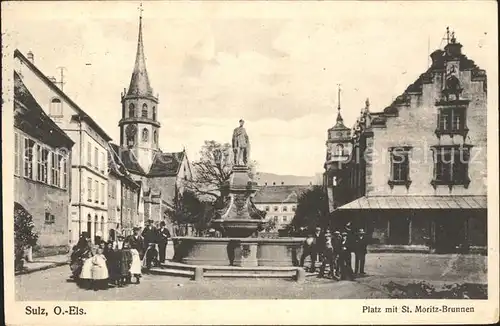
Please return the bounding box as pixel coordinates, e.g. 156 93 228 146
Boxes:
354 236 368 274
126 235 145 259
339 238 354 280
142 226 158 249
157 227 171 263
299 236 318 272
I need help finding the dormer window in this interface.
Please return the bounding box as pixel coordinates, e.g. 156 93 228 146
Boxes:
128 103 135 118
49 98 63 116
142 103 148 118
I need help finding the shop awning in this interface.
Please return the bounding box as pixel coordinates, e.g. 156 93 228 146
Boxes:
337 195 487 210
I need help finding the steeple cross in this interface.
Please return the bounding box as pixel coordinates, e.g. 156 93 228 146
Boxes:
138 2 144 19
337 84 341 111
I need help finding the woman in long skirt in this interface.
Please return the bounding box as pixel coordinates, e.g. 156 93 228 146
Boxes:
117 241 133 287
70 232 92 280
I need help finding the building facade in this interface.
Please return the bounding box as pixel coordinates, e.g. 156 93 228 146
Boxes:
14 71 74 253
253 186 309 230
327 34 487 253
14 50 113 245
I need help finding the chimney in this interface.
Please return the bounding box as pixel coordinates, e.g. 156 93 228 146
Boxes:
27 51 34 64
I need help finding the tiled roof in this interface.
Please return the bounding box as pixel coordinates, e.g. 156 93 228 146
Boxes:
148 151 185 177
14 49 112 142
108 143 140 186
14 71 74 149
253 185 311 204
109 144 146 175
337 195 487 210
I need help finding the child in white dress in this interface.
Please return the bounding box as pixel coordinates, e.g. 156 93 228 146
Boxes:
90 246 109 290
79 245 95 290
129 248 142 284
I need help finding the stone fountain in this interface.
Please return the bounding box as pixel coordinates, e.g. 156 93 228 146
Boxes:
171 120 305 273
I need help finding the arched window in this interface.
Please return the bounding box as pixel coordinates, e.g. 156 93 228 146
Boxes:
87 214 92 235
128 103 135 117
142 103 148 118
49 98 62 116
152 106 156 120
153 130 158 144
101 216 105 235
335 144 344 156
142 128 149 142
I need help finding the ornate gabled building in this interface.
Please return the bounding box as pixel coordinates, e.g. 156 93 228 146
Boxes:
326 31 487 253
113 13 193 230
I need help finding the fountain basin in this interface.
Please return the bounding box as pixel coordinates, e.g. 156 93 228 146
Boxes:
172 237 305 267
211 218 264 238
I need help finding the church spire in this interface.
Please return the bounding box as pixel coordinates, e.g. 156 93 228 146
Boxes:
333 84 347 129
127 3 154 97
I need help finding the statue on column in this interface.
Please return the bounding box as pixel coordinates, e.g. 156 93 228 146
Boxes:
232 119 250 166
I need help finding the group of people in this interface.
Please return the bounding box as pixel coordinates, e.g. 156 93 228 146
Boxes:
69 220 172 291
299 222 368 281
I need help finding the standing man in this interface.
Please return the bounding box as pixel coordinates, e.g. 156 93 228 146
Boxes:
126 227 145 260
314 226 324 266
157 221 171 263
344 222 355 271
142 220 157 252
339 232 354 280
332 230 342 279
318 231 334 279
299 232 317 273
232 119 250 166
354 229 368 275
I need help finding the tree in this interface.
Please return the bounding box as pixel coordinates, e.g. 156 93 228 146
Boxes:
291 185 329 232
186 140 257 203
14 202 38 271
174 190 216 235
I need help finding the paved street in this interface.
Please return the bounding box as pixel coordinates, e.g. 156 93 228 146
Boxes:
15 253 486 301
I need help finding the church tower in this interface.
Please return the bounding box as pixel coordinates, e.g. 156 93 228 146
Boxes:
119 9 160 173
324 86 352 213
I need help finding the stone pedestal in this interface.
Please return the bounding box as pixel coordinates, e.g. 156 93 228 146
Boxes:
212 165 265 238
233 242 258 267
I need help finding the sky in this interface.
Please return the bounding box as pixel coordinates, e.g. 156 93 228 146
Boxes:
3 1 497 176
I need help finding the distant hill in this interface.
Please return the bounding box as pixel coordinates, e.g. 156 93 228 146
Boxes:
254 172 321 186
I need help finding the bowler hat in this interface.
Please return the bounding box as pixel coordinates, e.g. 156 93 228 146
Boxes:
358 229 366 234
341 232 348 236
133 226 141 231
333 230 340 234
324 232 332 237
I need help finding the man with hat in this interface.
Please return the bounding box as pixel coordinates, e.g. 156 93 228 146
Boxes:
339 231 354 280
332 230 342 279
299 232 318 272
318 231 335 279
354 228 368 275
126 226 145 260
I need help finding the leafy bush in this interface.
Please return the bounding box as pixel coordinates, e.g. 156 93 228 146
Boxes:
14 203 38 271
384 281 487 299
